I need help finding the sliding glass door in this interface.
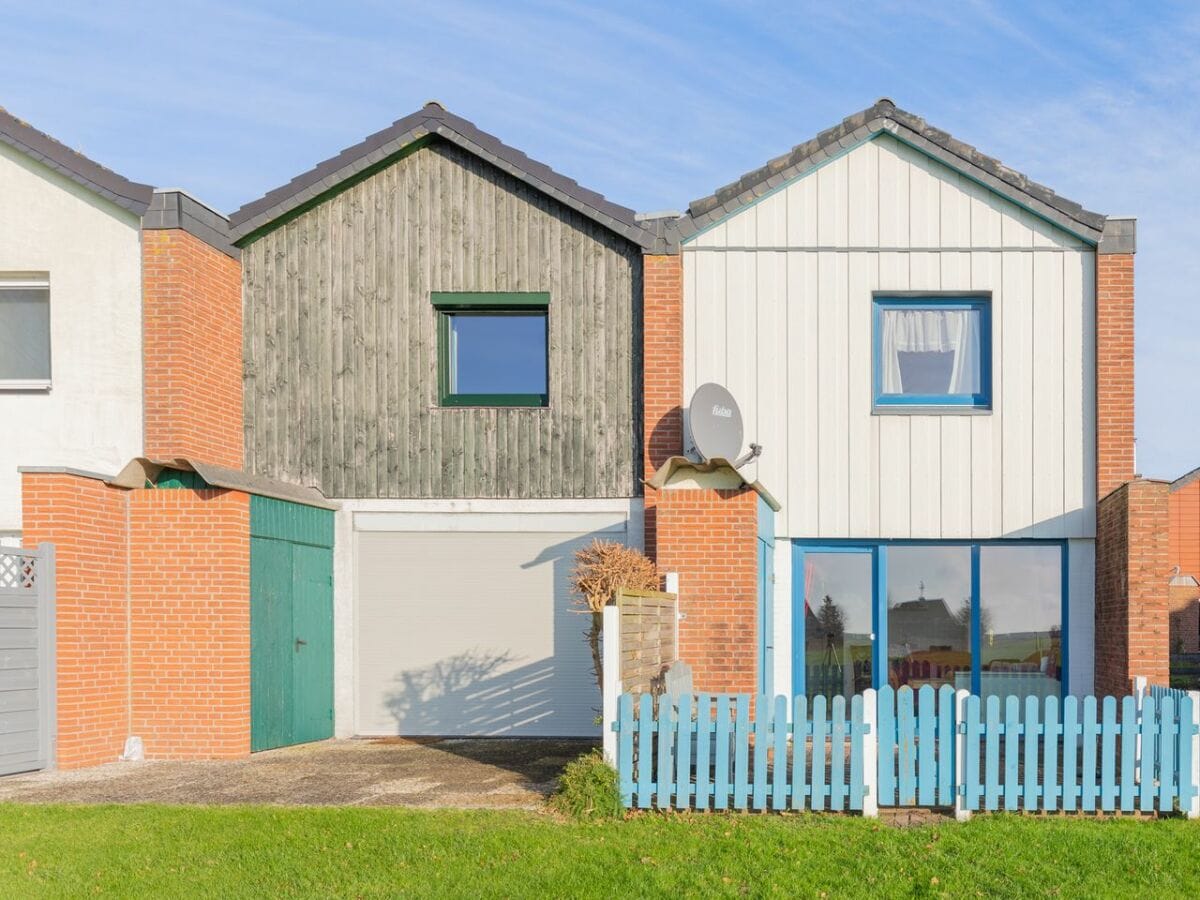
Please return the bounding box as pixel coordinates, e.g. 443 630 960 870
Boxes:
793 541 1066 700
795 548 875 702
979 545 1064 701
886 546 972 693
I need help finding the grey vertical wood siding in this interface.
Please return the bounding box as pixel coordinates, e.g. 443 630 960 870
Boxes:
242 139 642 499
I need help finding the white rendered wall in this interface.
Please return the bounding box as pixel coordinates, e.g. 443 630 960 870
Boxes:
0 142 143 532
683 133 1097 542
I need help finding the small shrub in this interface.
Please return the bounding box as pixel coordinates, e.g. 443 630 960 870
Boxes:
551 750 623 821
571 540 659 695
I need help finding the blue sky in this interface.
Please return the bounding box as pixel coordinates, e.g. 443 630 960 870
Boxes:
3 1 1197 478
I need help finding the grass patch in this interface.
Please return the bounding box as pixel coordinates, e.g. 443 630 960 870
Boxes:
1 804 1199 897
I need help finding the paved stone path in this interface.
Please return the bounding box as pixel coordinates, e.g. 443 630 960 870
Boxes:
0 738 596 809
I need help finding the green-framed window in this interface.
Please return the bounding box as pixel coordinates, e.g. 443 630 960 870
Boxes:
432 292 549 407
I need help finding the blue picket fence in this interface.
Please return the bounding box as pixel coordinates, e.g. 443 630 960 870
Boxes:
615 692 870 812
959 693 1196 813
612 685 1200 816
1149 683 1193 705
877 685 957 807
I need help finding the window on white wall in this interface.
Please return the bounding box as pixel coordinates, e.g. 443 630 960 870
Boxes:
0 279 51 388
873 296 991 410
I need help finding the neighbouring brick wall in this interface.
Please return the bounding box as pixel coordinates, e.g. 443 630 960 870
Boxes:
1095 480 1170 696
22 472 255 767
1096 252 1135 499
21 472 130 769
142 229 243 468
1169 477 1200 580
643 254 683 561
653 487 758 694
1169 586 1200 654
129 489 251 759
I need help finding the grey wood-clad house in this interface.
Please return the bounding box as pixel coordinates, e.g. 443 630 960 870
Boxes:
228 103 653 739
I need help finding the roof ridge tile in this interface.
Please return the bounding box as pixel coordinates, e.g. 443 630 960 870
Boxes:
681 100 1107 242
230 105 650 247
0 105 153 214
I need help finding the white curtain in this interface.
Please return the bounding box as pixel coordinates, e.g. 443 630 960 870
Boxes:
880 308 981 394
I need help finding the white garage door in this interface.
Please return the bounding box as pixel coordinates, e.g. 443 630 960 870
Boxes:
355 526 618 737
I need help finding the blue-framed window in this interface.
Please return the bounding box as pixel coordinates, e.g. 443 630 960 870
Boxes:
791 540 1067 702
873 295 992 410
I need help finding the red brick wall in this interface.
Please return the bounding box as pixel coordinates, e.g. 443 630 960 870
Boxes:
1169 478 1200 580
142 229 244 468
1095 480 1170 696
1096 253 1135 499
128 489 251 759
1169 586 1200 655
22 472 254 767
21 472 130 769
653 486 758 694
643 254 683 561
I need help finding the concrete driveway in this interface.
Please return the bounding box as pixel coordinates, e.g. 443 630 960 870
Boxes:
0 738 596 809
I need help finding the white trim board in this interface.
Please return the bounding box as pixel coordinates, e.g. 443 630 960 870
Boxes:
340 498 640 514
347 497 642 535
354 511 630 533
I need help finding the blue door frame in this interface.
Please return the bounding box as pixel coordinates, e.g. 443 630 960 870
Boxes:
791 540 1069 700
757 496 776 698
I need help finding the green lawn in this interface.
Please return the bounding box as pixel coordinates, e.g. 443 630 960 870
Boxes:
1 804 1198 898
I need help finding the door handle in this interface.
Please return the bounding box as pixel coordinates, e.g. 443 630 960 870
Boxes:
295 638 308 652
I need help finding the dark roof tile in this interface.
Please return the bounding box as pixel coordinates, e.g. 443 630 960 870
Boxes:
229 104 650 248
678 100 1106 246
0 105 153 215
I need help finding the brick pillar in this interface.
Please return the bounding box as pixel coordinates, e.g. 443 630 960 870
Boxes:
22 469 254 767
1094 479 1170 696
21 471 131 769
1096 218 1136 499
142 191 243 468
128 488 251 759
643 253 683 562
653 486 758 694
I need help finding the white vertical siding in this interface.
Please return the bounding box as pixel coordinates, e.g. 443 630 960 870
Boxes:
772 537 793 699
682 134 1096 540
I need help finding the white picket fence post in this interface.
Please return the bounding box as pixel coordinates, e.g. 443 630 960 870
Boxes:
1190 690 1200 819
1133 675 1147 781
601 603 621 766
954 688 971 822
861 688 878 818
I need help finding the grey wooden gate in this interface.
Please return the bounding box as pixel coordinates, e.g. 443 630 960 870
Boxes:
0 543 54 776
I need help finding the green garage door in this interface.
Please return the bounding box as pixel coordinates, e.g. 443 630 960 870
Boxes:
250 496 334 752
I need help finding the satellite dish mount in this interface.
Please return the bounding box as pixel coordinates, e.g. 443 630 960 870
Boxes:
687 383 762 469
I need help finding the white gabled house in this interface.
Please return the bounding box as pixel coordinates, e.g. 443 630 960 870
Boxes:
0 107 153 544
642 99 1140 705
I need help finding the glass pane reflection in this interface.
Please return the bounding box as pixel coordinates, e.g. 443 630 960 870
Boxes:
980 546 1062 701
803 552 873 701
887 546 972 691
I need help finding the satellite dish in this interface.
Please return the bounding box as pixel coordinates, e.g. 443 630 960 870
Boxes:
688 383 744 462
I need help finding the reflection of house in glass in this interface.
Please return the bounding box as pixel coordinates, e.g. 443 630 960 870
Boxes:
888 590 970 690
889 595 963 650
